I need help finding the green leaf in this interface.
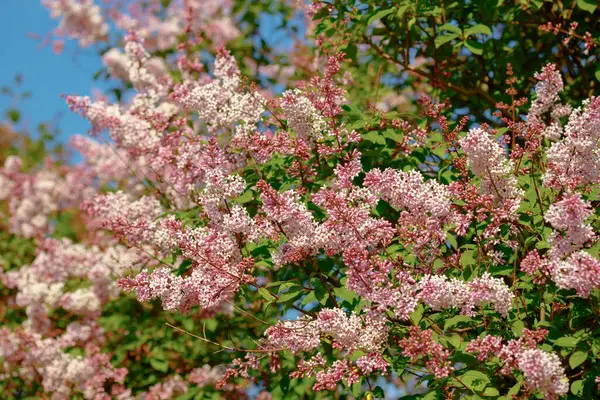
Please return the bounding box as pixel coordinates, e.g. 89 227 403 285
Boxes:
367 8 395 25
507 381 522 395
314 285 329 305
535 240 551 250
278 282 299 292
554 336 579 347
460 370 490 391
521 0 541 8
150 358 169 373
302 291 317 305
333 287 357 303
512 320 525 336
464 24 492 38
351 380 362 398
464 40 484 55
397 4 410 17
372 386 385 398
571 379 584 396
439 23 462 35
446 232 458 249
344 44 357 61
278 286 303 302
258 288 276 302
483 387 500 396
279 375 290 394
435 33 459 48
362 131 386 145
460 249 477 267
444 315 472 330
569 351 587 369
490 264 513 276
232 190 254 203
595 63 600 82
577 0 597 13
446 333 461 349
411 304 424 325
7 109 20 123
182 318 195 332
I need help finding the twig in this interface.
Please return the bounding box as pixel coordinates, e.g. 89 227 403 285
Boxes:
165 323 285 353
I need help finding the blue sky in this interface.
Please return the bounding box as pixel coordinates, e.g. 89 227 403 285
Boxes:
0 2 106 142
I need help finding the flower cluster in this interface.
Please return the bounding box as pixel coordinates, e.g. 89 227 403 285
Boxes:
527 63 572 140
467 330 568 400
1 238 139 331
43 0 108 49
398 327 453 378
418 272 514 317
281 89 327 140
0 322 127 399
459 127 522 203
364 168 454 252
265 308 388 355
0 156 94 237
544 96 600 190
517 349 569 400
170 49 264 130
545 193 595 258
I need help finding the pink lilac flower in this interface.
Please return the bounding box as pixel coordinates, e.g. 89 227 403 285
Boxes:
265 309 388 355
466 329 558 392
59 288 102 315
170 48 263 130
83 191 163 245
342 248 417 320
312 185 395 256
3 238 139 333
315 308 388 353
289 353 327 380
545 193 593 231
545 193 595 259
263 318 321 354
417 272 513 317
287 352 374 392
520 250 551 283
69 135 135 185
551 251 600 298
517 349 568 400
465 335 503 362
143 375 188 400
257 180 325 266
281 89 327 140
0 157 94 238
467 272 514 317
363 168 454 251
527 64 570 140
313 360 357 391
119 218 255 314
544 97 600 190
0 326 126 399
123 33 168 96
355 352 389 375
459 127 522 202
43 0 108 48
398 327 452 378
67 95 163 151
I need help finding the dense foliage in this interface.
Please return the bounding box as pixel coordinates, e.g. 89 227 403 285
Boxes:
2 0 600 399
